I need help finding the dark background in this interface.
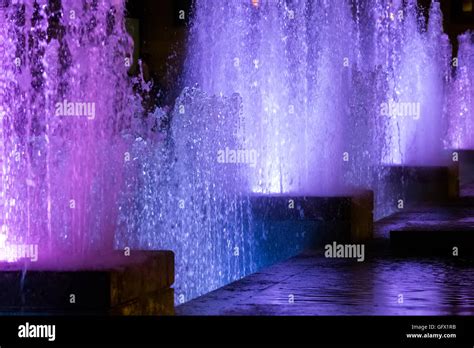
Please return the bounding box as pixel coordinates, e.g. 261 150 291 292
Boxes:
125 0 474 96
126 0 192 100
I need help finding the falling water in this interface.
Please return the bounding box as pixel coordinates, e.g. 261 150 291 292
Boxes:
1 0 463 305
447 32 474 149
375 0 451 165
186 0 453 189
0 0 132 266
117 87 256 303
185 0 359 195
118 0 458 303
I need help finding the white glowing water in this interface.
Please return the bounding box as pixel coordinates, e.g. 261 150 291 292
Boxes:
374 0 451 165
447 32 474 149
186 0 452 195
118 0 459 304
186 0 357 195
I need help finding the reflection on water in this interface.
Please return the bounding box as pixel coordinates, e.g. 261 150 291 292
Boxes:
178 251 474 316
249 254 474 315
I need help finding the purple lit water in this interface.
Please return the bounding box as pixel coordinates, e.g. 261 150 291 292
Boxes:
0 0 132 266
176 253 474 316
447 32 474 149
185 0 452 194
119 0 466 304
186 0 354 195
1 0 471 309
374 0 451 165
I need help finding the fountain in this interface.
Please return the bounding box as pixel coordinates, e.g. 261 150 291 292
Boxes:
185 0 357 195
374 0 451 166
447 31 474 185
0 0 133 265
114 0 378 304
184 0 457 219
142 0 455 302
0 0 173 315
1 0 469 309
447 32 474 150
366 0 457 217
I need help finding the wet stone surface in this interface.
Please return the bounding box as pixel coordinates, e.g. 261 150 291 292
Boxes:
176 184 474 316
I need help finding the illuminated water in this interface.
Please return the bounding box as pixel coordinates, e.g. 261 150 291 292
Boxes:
1 0 469 307
121 0 460 303
447 32 474 149
0 0 133 265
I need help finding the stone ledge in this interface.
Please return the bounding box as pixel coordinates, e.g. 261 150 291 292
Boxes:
382 165 459 206
249 190 374 245
0 250 174 315
451 150 474 187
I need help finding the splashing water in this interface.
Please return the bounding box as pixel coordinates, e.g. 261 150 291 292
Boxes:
119 0 459 303
0 0 133 266
447 32 474 149
185 0 358 195
117 87 257 302
375 0 451 165
1 0 468 306
186 0 453 192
